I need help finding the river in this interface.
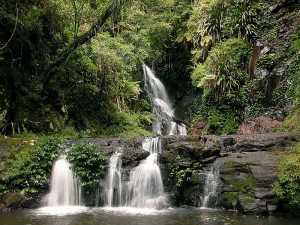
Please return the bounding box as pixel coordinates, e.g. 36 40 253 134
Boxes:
0 207 298 225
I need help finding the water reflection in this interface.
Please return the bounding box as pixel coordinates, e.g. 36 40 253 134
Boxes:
0 207 299 225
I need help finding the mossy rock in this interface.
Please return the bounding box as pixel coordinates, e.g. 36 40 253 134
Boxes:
188 173 202 185
219 192 239 209
2 192 27 208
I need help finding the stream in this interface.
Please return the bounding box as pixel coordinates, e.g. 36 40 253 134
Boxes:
0 207 299 225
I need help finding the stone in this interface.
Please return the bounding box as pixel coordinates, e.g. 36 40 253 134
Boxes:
236 195 267 214
254 188 275 199
2 192 28 209
238 116 283 135
189 120 206 135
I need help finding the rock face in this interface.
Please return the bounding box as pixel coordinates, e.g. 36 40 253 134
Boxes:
238 116 283 135
159 132 300 213
1 132 300 214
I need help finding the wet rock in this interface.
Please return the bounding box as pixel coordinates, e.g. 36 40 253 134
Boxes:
236 195 267 214
254 188 275 199
121 147 149 167
2 192 28 209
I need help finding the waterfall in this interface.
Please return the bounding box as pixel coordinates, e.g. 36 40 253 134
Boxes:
105 148 123 207
202 165 220 208
45 155 82 206
103 64 186 209
143 64 187 135
124 137 167 208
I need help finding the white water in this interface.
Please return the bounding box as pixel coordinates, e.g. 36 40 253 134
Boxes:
124 137 167 208
202 166 220 208
104 138 167 209
45 155 82 207
105 148 123 207
104 65 187 209
143 64 187 135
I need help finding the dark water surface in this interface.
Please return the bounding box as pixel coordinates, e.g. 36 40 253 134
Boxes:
0 207 299 225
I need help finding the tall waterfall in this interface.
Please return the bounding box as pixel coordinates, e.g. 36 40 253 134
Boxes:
202 165 220 208
143 64 187 135
104 64 186 208
45 155 82 206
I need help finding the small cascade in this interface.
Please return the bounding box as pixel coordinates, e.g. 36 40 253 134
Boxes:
124 137 167 208
105 148 123 207
143 64 187 135
46 155 82 206
202 165 220 208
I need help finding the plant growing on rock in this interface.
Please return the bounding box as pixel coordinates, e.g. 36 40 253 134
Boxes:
3 136 63 193
170 155 192 187
274 143 300 205
67 141 107 190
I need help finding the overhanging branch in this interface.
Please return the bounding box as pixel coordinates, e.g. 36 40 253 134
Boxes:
42 0 130 89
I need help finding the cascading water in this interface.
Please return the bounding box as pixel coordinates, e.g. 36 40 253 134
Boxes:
103 64 186 209
143 64 187 135
105 148 123 207
124 137 167 208
45 155 82 206
202 164 220 208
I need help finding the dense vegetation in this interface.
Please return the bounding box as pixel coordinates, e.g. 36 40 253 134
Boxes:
67 141 107 190
0 136 63 194
188 0 300 134
1 0 299 136
0 0 191 137
274 143 300 206
0 0 300 211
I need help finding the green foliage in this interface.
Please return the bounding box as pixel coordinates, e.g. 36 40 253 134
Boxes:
192 38 250 101
66 142 108 189
2 136 63 193
256 54 277 70
222 161 256 197
191 38 250 134
170 155 192 187
245 90 264 119
188 0 265 56
274 143 300 205
205 109 239 135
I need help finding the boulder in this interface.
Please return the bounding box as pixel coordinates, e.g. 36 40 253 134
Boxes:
236 195 267 214
238 116 283 135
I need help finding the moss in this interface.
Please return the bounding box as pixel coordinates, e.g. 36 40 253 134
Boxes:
221 160 257 207
282 109 300 132
223 161 252 174
2 192 24 206
188 173 202 185
219 192 239 208
242 196 256 204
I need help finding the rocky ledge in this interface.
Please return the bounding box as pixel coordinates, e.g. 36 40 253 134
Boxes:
159 132 300 214
1 132 299 214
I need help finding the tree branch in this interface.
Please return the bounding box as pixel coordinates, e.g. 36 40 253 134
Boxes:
0 4 18 51
42 0 130 89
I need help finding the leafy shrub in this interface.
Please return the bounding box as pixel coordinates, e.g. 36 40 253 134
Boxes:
274 143 300 205
170 155 192 187
67 142 108 189
191 38 250 134
3 136 63 193
206 109 239 135
192 38 250 101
